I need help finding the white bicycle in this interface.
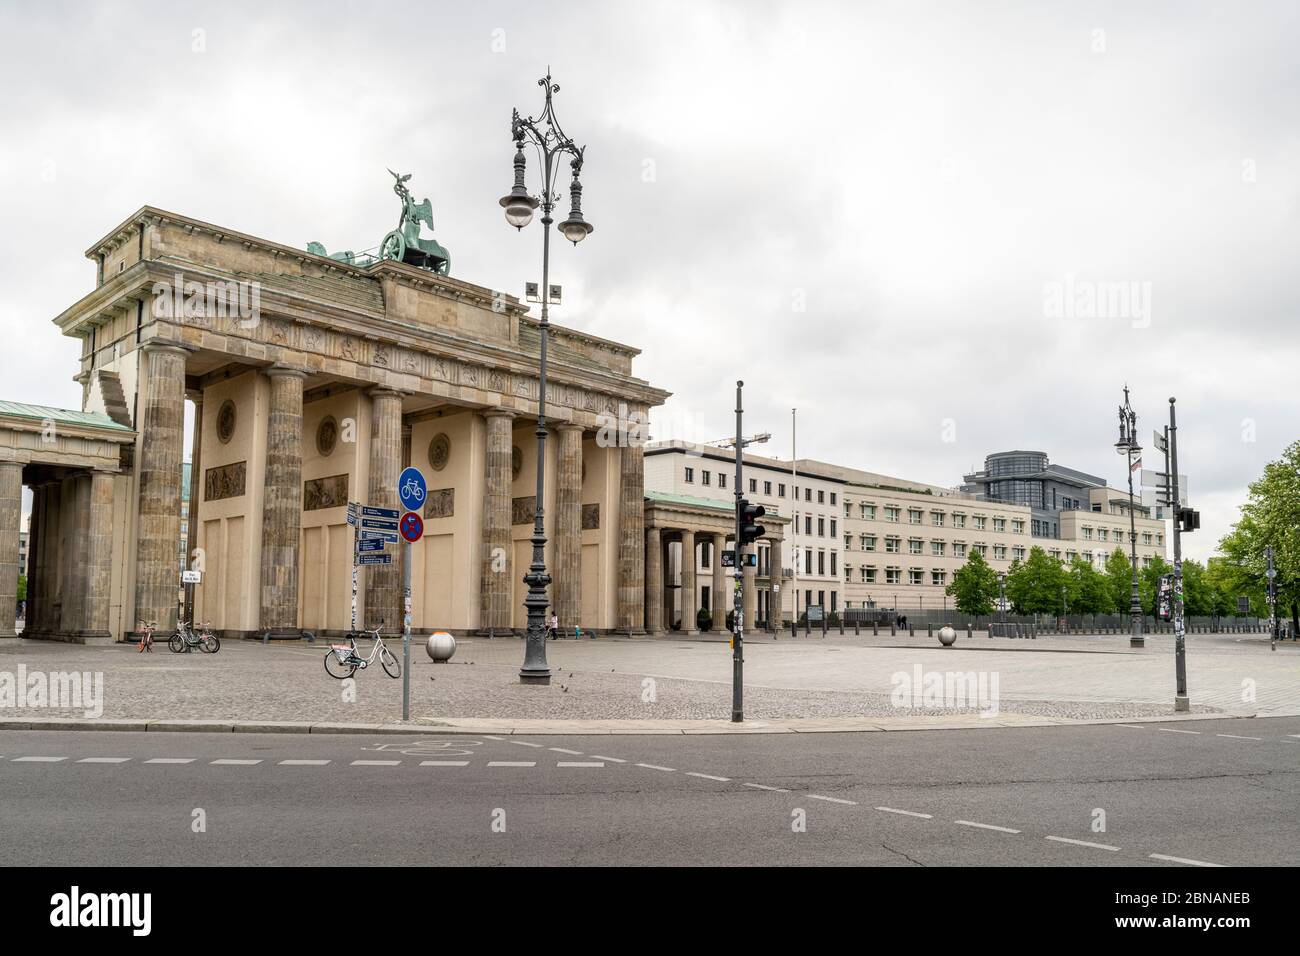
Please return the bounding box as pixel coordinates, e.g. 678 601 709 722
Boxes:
324 622 400 679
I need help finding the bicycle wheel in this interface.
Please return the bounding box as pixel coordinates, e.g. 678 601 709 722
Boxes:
380 645 401 678
324 650 357 679
201 633 221 654
168 633 184 653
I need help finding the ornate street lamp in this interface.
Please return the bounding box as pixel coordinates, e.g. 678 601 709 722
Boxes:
1115 385 1144 648
499 72 593 685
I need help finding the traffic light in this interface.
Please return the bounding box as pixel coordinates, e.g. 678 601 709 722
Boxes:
738 499 766 545
1177 508 1200 533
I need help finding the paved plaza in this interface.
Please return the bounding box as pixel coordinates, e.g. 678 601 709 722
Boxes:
1 630 1296 729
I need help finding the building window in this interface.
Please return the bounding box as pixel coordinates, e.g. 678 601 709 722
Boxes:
931 540 945 556
1143 532 1153 546
845 534 852 550
861 503 876 519
1082 527 1093 540
862 535 876 551
953 543 967 558
994 545 1007 560
805 488 812 502
975 544 988 557
817 490 825 504
778 483 786 498
804 516 812 535
701 471 711 486
993 517 1006 533
829 493 837 506
863 567 876 583
817 551 825 575
931 511 945 526
908 508 922 524
1012 519 1024 534
973 516 986 530
931 569 946 586
830 519 837 537
684 467 694 483
749 478 757 493
886 568 901 585
908 538 923 555
804 551 813 574
952 513 966 528
830 552 837 575
885 506 900 523
1097 528 1107 542
718 473 727 489
817 517 825 537
885 536 900 553
909 569 923 586
1012 547 1025 561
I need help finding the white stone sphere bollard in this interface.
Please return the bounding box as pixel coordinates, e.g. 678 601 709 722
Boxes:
938 625 957 647
426 631 457 662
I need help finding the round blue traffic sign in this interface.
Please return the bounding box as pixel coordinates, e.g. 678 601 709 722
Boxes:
400 511 424 543
398 466 426 512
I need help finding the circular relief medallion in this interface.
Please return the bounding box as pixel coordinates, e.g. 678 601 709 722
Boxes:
512 445 523 480
428 432 451 471
216 400 237 444
316 415 338 457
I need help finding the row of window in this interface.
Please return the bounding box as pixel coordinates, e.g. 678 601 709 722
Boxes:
681 467 840 508
844 502 1025 533
1079 526 1163 547
844 552 1158 586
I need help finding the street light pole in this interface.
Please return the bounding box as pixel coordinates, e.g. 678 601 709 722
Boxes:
1116 386 1144 648
1169 397 1189 711
500 73 593 685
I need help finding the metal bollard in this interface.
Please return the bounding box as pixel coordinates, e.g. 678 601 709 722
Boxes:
791 619 797 639
854 620 860 636
873 621 879 636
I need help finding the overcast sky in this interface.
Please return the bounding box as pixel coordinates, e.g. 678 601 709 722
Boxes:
1 0 1296 561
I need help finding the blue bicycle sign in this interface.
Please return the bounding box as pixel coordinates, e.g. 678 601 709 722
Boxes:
397 466 426 512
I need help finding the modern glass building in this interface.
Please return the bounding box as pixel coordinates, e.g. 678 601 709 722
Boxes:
962 450 1109 539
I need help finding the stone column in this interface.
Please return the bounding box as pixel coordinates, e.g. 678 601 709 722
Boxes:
259 368 305 637
67 474 93 634
363 388 404 633
185 392 203 623
553 423 583 634
743 545 758 632
616 440 645 632
0 461 21 638
57 477 78 634
81 469 116 640
644 526 662 633
33 483 55 636
681 529 698 634
23 484 41 636
712 533 727 629
766 536 782 631
479 408 513 632
134 342 188 634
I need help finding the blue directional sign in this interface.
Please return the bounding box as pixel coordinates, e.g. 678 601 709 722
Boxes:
398 467 427 512
356 553 393 566
355 538 386 553
361 505 399 519
360 517 399 532
358 530 399 544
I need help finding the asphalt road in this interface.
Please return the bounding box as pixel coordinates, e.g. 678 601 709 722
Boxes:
1 717 1297 866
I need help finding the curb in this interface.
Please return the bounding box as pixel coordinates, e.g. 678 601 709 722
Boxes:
0 708 1288 736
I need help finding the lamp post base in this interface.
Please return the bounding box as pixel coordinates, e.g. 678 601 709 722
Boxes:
519 671 552 686
1130 636 1145 648
1173 694 1190 712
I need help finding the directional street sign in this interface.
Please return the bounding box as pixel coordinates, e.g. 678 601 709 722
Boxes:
355 538 386 553
400 511 424 543
346 502 359 527
361 506 398 518
356 553 393 566
360 517 399 532
359 530 399 544
398 467 427 512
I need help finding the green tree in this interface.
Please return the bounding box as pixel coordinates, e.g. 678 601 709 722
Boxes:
1139 555 1172 617
1104 548 1135 614
946 549 999 615
16 574 25 603
1180 559 1213 617
1067 556 1114 615
1205 556 1258 617
1005 546 1067 615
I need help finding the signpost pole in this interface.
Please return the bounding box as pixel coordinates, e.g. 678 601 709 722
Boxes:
403 537 412 721
1169 398 1189 711
732 381 744 723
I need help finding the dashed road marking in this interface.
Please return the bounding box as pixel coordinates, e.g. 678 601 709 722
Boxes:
144 758 195 764
1216 734 1261 741
77 757 131 764
1046 836 1120 852
808 794 857 805
1115 724 1145 730
510 741 543 748
557 761 604 768
1150 853 1224 867
589 756 625 763
351 759 400 766
482 735 505 741
956 820 1021 834
487 761 536 768
686 772 730 782
744 783 789 792
279 759 330 766
1159 728 1201 735
210 759 262 766
420 760 469 766
636 763 675 772
549 747 583 755
13 756 66 763
875 806 932 819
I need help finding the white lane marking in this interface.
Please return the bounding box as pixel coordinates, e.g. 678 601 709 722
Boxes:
1115 724 1145 730
1046 836 1121 851
1288 734 1300 739
419 760 469 766
956 820 1021 834
1150 853 1224 868
875 806 932 819
549 747 583 755
279 759 330 766
77 757 131 764
636 763 676 772
144 758 195 764
744 783 790 793
13 756 67 763
482 735 505 741
685 772 730 781
589 756 626 763
1159 728 1201 735
351 760 400 766
1216 734 1261 741
210 759 262 766
487 761 536 768
510 741 543 748
557 761 605 768
808 794 857 805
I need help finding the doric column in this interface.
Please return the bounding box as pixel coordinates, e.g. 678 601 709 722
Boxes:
57 477 78 634
712 533 727 629
134 342 188 634
554 423 583 634
617 440 645 632
0 461 21 638
33 483 56 636
743 545 758 631
681 529 698 634
479 408 513 632
23 484 41 636
644 526 662 633
259 367 305 637
365 387 404 633
766 536 782 631
81 469 116 640
185 392 203 624
68 474 94 634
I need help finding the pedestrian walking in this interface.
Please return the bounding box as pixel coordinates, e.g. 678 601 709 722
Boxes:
548 612 558 641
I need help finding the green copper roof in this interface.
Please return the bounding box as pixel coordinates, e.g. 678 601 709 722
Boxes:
0 401 133 432
644 489 734 514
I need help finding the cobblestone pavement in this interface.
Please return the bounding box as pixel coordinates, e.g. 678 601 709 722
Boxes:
0 631 1295 724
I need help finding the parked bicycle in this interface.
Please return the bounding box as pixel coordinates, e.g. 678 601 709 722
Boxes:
324 621 400 679
170 620 220 654
137 620 156 653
